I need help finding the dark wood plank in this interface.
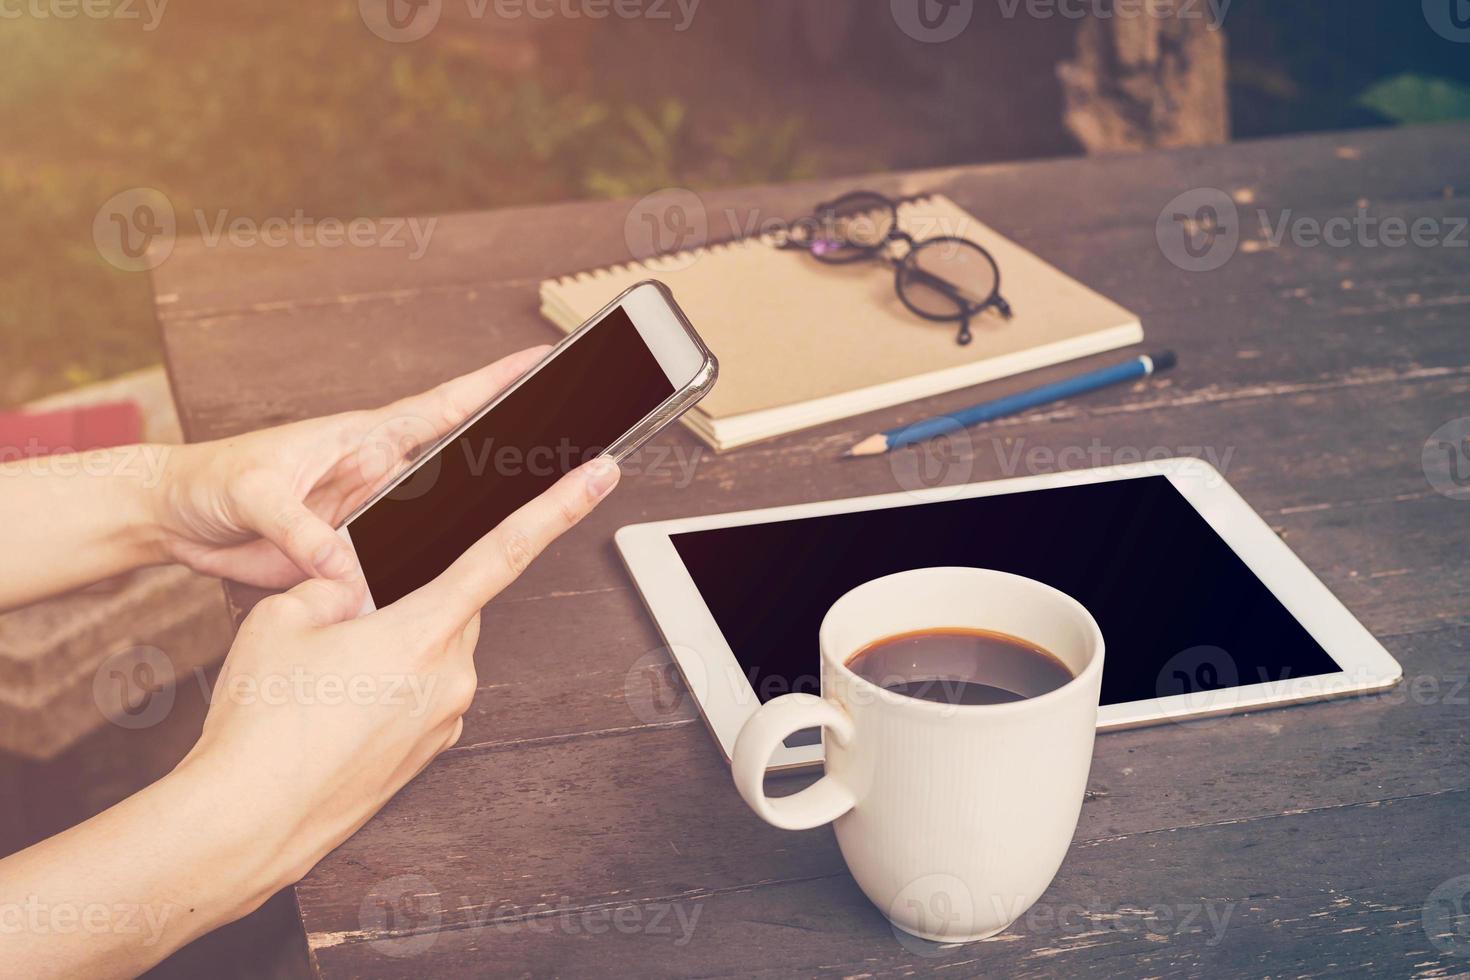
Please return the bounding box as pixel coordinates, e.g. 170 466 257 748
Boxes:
295 616 1470 951
310 782 1470 978
159 190 1470 445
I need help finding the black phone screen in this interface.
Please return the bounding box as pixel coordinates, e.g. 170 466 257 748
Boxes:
348 306 675 607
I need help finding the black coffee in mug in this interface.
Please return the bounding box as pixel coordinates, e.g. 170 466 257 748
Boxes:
845 627 1074 706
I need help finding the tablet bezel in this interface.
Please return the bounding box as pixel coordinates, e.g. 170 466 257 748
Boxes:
614 457 1403 771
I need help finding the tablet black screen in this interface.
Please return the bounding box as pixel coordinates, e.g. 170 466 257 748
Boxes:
668 475 1340 708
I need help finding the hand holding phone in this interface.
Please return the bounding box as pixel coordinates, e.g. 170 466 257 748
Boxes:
340 281 716 611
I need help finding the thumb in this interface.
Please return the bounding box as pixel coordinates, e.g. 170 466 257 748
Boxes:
275 577 367 628
237 478 359 583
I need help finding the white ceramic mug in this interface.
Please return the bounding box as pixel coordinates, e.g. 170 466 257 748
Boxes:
731 567 1105 942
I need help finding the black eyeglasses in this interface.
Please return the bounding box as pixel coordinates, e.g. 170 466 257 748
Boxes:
777 190 1012 345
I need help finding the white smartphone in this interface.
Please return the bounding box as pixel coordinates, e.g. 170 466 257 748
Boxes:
339 280 716 613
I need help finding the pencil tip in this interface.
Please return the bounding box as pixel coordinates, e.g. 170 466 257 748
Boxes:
843 434 889 458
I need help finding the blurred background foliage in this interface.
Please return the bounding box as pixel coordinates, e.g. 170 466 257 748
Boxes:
3 1 1468 406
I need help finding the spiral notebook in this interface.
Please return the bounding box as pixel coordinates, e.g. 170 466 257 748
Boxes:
539 194 1142 451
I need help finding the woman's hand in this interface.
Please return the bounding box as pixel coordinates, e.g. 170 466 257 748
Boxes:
154 345 551 593
0 453 619 980
189 452 619 878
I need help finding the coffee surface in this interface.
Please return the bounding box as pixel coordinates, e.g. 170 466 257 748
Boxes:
846 627 1074 705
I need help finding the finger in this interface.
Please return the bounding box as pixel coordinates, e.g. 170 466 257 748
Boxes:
457 613 482 659
236 476 360 583
272 576 367 628
440 717 465 752
385 456 620 628
375 346 552 446
177 537 309 589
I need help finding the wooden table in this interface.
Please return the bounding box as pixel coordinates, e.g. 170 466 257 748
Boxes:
157 124 1470 977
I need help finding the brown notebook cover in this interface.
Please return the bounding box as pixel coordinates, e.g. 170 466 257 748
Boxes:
541 194 1142 450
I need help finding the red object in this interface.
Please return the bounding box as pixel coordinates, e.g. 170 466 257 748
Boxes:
0 401 144 459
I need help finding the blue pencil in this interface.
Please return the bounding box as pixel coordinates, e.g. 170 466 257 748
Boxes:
842 350 1178 457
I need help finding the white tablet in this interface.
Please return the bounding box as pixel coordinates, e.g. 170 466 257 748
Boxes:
615 458 1402 771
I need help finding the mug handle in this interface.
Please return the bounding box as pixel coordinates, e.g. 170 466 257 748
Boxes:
731 693 857 831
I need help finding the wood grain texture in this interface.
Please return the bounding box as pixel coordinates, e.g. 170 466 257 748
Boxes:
156 124 1470 977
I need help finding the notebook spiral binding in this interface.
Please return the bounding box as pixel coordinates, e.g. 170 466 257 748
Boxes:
544 194 939 292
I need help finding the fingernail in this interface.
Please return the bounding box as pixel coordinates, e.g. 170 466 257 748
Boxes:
313 542 353 578
584 458 620 500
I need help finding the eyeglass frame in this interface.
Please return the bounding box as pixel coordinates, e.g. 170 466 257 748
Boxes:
775 190 1013 346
